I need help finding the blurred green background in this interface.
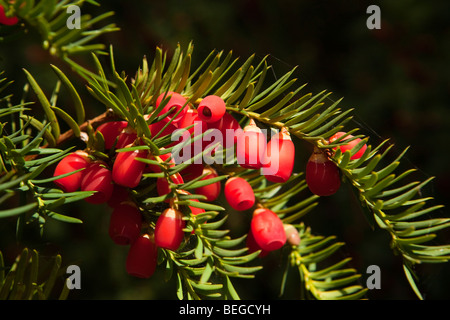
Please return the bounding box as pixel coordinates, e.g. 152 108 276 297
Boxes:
1 0 449 300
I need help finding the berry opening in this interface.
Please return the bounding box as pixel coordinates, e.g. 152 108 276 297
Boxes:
236 200 254 211
202 107 212 118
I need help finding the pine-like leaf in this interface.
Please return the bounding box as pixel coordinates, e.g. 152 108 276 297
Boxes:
281 224 368 300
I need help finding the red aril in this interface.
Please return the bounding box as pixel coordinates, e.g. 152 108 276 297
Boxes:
53 151 90 192
154 208 185 251
148 120 178 144
197 95 226 123
175 108 209 160
115 127 138 150
179 163 204 182
155 91 188 123
262 127 295 183
112 146 148 188
224 177 255 211
126 234 158 278
146 150 175 173
109 203 142 245
156 173 184 202
80 161 114 204
178 108 208 132
236 119 267 169
107 184 130 208
178 190 205 216
250 208 286 251
194 167 221 202
305 147 341 196
178 189 205 235
0 6 18 25
246 227 269 258
329 131 367 160
96 121 128 150
208 112 241 150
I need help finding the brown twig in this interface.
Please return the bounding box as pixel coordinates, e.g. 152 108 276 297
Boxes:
24 109 118 161
55 108 117 146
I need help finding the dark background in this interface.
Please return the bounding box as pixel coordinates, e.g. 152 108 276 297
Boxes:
0 0 449 300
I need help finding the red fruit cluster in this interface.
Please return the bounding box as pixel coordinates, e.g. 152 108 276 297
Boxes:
53 147 143 206
235 121 296 184
53 151 91 193
53 152 114 204
51 91 301 277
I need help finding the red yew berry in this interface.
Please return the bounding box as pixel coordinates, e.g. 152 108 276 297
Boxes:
112 146 148 188
0 6 19 25
146 150 175 173
126 234 158 278
156 178 170 197
246 227 269 258
175 108 209 160
224 177 255 211
284 224 301 246
208 112 241 149
178 108 208 132
107 184 130 208
155 91 188 123
250 208 286 252
148 120 178 143
80 161 114 204
109 203 142 245
236 119 267 169
53 151 90 193
329 131 367 160
96 121 128 150
156 173 184 202
115 127 138 150
197 95 226 123
178 190 205 216
179 163 204 182
187 199 205 216
154 208 185 251
262 128 295 183
194 167 221 202
305 147 341 196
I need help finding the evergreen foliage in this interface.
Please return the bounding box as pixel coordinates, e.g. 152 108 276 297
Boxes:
0 0 448 300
